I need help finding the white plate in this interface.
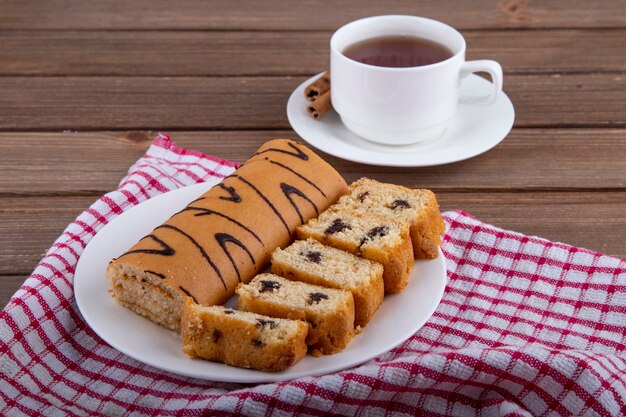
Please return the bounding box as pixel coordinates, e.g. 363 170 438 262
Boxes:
75 182 447 383
287 72 515 167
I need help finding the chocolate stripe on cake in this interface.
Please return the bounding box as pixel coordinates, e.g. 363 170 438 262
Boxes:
280 182 319 224
145 270 166 279
183 206 264 246
117 234 175 259
189 196 205 205
252 141 309 161
232 175 290 233
268 160 327 198
178 286 199 304
217 183 242 203
215 233 256 282
155 225 227 291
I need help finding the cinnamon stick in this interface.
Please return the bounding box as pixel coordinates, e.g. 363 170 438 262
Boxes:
307 90 331 120
304 71 330 101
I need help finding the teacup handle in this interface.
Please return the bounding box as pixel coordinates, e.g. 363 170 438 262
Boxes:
459 60 503 106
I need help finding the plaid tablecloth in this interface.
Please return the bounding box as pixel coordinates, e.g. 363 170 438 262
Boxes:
1 134 625 417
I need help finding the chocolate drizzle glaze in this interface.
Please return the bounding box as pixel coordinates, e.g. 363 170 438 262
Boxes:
145 270 166 279
179 286 199 304
183 206 264 246
215 232 255 282
280 182 319 224
189 196 205 205
155 224 227 290
268 160 327 197
217 183 242 203
115 142 329 297
232 174 290 233
117 234 175 258
252 141 309 161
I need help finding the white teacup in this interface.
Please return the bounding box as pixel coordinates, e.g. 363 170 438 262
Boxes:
330 15 503 145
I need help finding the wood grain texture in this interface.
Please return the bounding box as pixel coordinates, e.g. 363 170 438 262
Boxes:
0 197 89 276
0 0 624 317
1 30 624 76
1 277 26 309
1 0 625 30
0 129 625 194
1 192 623 279
0 74 625 130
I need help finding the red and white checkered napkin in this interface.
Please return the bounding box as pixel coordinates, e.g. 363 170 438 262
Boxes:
1 135 625 417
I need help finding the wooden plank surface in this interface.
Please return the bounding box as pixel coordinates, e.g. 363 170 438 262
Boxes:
1 30 625 76
1 192 624 283
0 0 623 334
2 0 625 30
0 129 625 194
0 277 26 309
0 74 625 130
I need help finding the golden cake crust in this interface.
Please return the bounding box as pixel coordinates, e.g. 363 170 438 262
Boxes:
107 139 348 331
271 239 384 326
181 299 308 372
339 178 445 259
296 208 414 293
236 274 355 355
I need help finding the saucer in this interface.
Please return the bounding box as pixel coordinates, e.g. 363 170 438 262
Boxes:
286 72 515 167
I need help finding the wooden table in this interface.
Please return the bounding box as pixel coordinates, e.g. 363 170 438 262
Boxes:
1 1 625 307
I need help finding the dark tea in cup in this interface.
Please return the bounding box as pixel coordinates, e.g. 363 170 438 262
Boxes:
330 15 503 144
343 35 453 68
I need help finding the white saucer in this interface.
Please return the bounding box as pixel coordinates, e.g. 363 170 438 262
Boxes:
287 73 515 167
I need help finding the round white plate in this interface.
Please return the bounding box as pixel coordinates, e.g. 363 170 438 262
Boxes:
287 72 515 167
75 182 447 383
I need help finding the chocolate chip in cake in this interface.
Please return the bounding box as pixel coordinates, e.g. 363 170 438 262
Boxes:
256 319 278 329
252 339 265 347
324 218 352 235
357 191 370 203
259 280 281 293
359 226 389 248
223 309 235 315
389 199 411 210
367 226 388 239
301 250 322 263
212 329 222 343
308 292 329 305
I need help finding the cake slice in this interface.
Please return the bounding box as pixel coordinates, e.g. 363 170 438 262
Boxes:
296 208 414 293
236 274 355 355
336 178 445 259
271 238 383 327
181 299 308 372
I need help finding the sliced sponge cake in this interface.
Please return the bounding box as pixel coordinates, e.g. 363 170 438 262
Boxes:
296 208 414 293
181 299 308 372
271 238 383 326
236 274 355 355
337 178 444 259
